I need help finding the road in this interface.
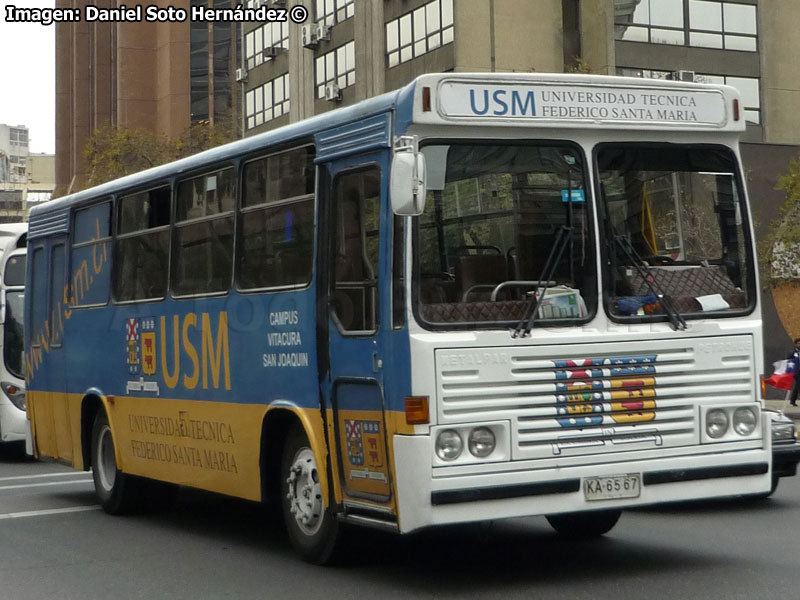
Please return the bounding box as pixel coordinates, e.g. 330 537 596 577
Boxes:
1 441 798 600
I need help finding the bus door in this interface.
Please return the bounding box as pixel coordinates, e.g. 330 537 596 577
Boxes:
318 152 394 507
29 235 71 460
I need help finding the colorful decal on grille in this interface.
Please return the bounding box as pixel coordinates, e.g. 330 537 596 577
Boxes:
610 388 656 423
556 391 604 427
553 357 659 427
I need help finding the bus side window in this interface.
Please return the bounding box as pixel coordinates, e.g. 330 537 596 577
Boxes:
113 187 170 302
30 247 47 346
49 243 65 346
71 201 111 307
331 168 381 333
238 146 315 290
172 167 235 296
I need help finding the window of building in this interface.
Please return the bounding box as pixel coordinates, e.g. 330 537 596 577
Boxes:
190 13 209 121
246 73 290 130
386 0 454 68
113 187 171 302
9 129 28 146
615 0 685 45
689 1 757 51
615 0 757 52
238 146 315 290
245 21 289 70
172 168 235 297
316 0 354 27
315 41 355 99
72 201 112 307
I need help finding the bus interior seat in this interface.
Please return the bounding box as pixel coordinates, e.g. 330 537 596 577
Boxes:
455 253 508 301
618 264 746 311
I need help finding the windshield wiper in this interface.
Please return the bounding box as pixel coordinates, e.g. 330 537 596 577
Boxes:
512 225 572 338
613 234 687 331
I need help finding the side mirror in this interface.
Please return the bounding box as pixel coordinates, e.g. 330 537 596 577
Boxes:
390 148 426 216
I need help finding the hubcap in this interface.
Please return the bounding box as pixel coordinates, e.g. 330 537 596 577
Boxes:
285 447 323 536
97 425 117 492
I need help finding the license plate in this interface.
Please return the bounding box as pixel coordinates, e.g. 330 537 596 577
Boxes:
584 473 641 501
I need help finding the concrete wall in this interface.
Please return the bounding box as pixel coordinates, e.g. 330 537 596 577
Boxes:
579 0 615 74
454 0 563 74
759 0 800 144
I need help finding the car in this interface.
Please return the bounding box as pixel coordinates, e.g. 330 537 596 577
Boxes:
765 409 800 496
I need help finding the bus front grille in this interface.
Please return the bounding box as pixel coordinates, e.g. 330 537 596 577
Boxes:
435 336 754 460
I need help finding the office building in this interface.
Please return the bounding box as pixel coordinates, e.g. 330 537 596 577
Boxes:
241 0 797 147
55 0 241 193
0 125 55 221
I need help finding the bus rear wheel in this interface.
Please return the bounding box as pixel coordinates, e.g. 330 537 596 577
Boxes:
91 411 142 514
280 426 341 564
546 509 621 538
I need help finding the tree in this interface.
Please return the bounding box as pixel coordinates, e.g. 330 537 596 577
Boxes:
83 127 177 188
82 120 239 189
760 156 800 287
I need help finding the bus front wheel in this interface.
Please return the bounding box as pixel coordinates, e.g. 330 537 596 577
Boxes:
280 426 341 564
91 411 141 514
546 509 621 538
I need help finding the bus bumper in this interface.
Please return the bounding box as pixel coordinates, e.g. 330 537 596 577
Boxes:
393 434 771 534
0 402 28 443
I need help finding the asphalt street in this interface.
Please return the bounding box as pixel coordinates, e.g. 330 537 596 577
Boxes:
1 421 799 600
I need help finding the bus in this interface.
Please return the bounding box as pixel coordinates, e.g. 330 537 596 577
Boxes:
0 223 27 449
25 73 770 563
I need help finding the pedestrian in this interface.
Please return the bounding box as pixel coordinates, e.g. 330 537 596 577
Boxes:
789 337 800 406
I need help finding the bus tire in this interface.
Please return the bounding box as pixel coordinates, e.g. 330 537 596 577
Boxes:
91 411 141 515
546 509 621 539
281 426 341 564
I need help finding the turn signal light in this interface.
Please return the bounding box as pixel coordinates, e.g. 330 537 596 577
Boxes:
422 86 432 112
405 396 429 425
760 375 766 398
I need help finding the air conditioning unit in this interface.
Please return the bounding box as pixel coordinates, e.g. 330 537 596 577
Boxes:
670 70 695 82
263 46 283 58
301 24 318 48
235 68 248 83
324 83 342 102
316 24 331 42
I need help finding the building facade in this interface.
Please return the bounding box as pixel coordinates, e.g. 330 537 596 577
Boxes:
56 1 800 185
55 0 241 194
0 125 55 221
240 0 797 147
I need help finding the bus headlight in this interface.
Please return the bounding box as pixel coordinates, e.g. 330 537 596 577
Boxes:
1 382 25 411
733 407 757 436
706 409 729 439
468 427 496 458
435 430 463 461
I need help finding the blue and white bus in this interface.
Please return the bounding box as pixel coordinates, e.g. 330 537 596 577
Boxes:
0 223 28 449
26 73 770 563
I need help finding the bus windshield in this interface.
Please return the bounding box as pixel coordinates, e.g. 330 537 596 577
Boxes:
597 144 753 320
415 143 596 327
4 290 24 380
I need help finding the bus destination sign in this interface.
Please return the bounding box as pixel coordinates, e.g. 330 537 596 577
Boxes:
436 81 729 126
